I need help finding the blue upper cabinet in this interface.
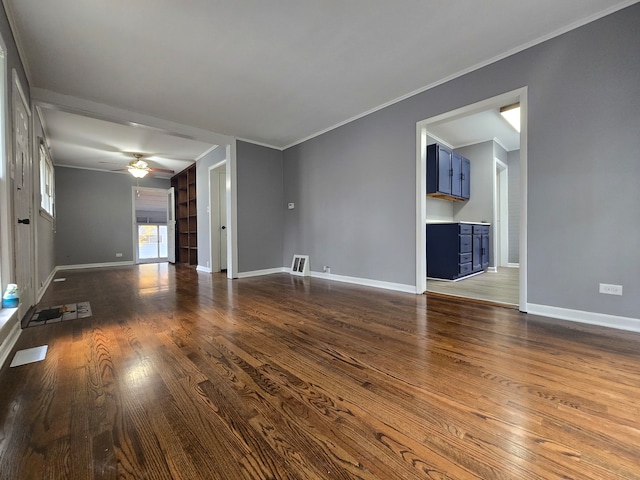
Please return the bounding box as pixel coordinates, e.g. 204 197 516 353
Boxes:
461 156 470 199
426 144 470 201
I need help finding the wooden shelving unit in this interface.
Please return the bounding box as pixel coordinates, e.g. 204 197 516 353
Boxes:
171 164 197 266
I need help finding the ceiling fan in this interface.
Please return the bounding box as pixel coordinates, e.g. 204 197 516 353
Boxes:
112 153 175 178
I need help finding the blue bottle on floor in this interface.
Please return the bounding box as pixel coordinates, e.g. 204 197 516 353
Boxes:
2 284 19 308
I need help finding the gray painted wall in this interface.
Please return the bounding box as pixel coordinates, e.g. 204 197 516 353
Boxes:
282 4 640 318
196 146 227 270
454 141 494 224
237 141 284 272
508 150 520 264
55 167 169 266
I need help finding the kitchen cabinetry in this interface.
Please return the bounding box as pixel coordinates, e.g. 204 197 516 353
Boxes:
426 222 490 280
171 164 198 266
426 144 470 201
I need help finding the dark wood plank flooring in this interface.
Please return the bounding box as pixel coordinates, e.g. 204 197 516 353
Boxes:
1 264 639 479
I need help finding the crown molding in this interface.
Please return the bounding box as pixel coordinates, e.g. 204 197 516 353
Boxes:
282 0 639 150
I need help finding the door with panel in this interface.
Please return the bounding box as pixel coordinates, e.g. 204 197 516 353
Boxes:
12 78 33 320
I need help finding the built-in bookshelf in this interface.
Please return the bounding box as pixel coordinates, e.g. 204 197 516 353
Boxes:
171 164 197 266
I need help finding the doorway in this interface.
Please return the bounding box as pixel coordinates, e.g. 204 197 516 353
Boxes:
133 187 171 264
416 88 527 310
209 162 228 273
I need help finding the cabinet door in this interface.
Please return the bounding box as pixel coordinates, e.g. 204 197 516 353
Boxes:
437 145 452 195
461 157 470 199
451 153 462 197
481 234 490 269
472 234 482 271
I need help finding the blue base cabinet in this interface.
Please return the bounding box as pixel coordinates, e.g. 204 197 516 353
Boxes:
426 223 490 280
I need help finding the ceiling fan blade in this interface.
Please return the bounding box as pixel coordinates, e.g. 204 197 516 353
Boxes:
150 167 175 174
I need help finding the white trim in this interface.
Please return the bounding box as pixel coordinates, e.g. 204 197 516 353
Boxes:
507 263 520 268
281 0 637 150
417 87 528 311
0 35 10 292
236 137 283 151
0 315 22 370
55 261 134 271
311 271 417 294
237 267 420 294
527 303 640 333
519 91 528 313
226 142 239 279
196 265 212 274
236 267 288 278
132 186 169 265
208 160 227 275
194 145 219 162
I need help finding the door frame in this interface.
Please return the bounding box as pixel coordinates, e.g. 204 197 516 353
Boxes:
131 186 170 264
416 87 528 312
494 158 509 268
208 160 227 273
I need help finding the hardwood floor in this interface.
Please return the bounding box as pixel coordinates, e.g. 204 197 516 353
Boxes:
427 267 519 306
1 264 639 479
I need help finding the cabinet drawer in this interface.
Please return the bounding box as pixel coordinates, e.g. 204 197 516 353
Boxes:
473 224 490 234
459 235 472 253
459 224 473 235
459 252 472 264
459 262 473 275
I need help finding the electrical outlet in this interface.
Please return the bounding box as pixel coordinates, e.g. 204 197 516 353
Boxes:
115 253 123 258
288 202 295 210
599 283 622 296
323 266 330 274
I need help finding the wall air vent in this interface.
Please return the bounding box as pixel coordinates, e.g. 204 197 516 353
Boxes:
290 255 310 276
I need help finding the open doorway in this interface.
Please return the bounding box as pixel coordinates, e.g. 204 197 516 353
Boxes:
133 187 171 264
416 88 527 310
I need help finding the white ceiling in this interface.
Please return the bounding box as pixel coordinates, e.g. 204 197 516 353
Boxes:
427 107 521 152
4 0 636 172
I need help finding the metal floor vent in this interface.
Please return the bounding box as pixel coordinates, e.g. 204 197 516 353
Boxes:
290 255 310 276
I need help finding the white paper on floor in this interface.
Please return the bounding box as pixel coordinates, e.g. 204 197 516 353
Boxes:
10 345 48 367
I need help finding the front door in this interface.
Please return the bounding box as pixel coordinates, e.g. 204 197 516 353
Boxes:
12 76 33 319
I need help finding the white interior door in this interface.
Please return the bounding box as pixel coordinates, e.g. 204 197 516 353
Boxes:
219 172 227 270
167 187 175 263
12 76 33 319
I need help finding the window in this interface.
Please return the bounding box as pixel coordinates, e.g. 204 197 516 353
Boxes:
39 140 54 218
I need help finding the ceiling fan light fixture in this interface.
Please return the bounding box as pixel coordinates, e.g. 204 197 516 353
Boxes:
500 103 521 132
128 166 149 178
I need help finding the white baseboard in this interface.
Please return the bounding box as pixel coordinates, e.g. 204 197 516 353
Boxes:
311 271 417 294
527 303 640 333
0 313 22 370
507 263 520 268
196 265 212 274
56 261 134 271
37 268 58 303
236 267 417 293
236 267 288 279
